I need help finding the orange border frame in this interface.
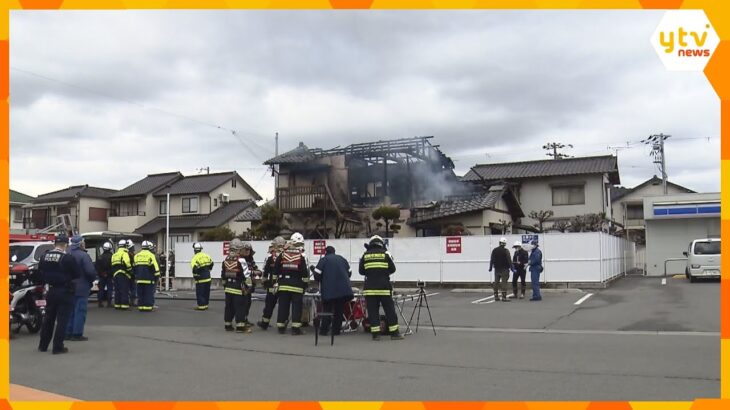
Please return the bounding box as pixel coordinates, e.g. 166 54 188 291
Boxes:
0 0 728 409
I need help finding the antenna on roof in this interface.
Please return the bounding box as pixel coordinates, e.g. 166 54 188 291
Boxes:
196 167 210 175
543 142 573 160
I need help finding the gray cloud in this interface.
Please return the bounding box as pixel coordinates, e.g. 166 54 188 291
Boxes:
9 10 720 201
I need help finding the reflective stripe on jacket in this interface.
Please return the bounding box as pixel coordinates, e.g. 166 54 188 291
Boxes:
358 247 396 292
134 249 160 283
111 248 133 278
191 252 214 283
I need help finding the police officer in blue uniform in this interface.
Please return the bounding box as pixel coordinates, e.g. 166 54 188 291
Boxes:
38 234 79 354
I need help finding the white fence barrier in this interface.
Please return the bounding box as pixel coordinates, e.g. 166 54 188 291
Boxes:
173 233 635 285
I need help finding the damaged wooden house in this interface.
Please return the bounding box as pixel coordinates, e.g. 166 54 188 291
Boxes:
264 136 465 238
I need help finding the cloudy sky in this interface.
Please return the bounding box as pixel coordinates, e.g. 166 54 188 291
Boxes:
10 10 720 201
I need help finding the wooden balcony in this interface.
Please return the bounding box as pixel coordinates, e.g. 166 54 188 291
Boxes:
276 186 329 212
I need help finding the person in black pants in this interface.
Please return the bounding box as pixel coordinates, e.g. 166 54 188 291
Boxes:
257 236 286 330
221 239 251 333
275 239 309 335
312 246 354 336
38 235 79 355
359 235 404 341
512 241 529 299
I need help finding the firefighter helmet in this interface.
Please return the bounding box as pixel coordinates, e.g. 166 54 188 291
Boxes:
369 235 385 247
499 237 507 245
229 238 243 251
290 232 304 244
141 240 153 250
102 242 113 251
118 239 127 248
192 242 203 252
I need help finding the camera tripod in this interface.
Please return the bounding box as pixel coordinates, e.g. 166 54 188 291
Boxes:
407 285 436 335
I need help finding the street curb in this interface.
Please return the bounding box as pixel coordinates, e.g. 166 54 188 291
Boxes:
450 288 584 294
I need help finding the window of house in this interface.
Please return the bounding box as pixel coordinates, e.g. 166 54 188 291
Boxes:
12 208 22 223
182 197 198 213
88 207 108 222
159 199 167 215
552 185 585 206
214 198 218 207
626 204 644 220
232 178 237 188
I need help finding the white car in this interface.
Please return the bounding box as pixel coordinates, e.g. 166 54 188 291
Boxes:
684 238 721 282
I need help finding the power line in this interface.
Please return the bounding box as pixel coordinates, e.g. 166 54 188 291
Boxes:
11 66 274 158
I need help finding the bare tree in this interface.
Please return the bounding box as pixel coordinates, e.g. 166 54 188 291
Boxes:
528 210 554 233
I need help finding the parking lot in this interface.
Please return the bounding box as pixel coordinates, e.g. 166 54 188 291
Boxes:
10 275 720 401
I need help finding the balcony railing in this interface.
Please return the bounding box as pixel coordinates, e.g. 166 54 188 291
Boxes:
109 210 147 217
276 186 330 212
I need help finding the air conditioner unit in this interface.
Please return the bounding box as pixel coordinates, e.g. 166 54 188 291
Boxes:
221 193 230 204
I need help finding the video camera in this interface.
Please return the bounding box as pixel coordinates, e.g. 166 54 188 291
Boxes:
416 279 426 289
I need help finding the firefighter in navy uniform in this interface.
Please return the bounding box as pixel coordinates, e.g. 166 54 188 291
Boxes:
275 239 309 335
257 236 285 330
96 242 114 308
134 241 160 312
112 239 133 310
239 242 260 325
190 243 214 310
38 234 78 354
360 235 404 341
222 239 252 333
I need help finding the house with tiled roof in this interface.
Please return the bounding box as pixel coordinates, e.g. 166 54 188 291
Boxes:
462 155 621 231
132 171 262 249
23 185 117 233
10 190 34 231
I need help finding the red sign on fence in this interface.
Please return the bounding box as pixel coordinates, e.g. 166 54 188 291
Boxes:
446 237 462 254
223 241 230 256
313 240 326 255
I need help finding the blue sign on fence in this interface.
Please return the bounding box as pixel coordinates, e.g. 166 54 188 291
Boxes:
522 235 539 244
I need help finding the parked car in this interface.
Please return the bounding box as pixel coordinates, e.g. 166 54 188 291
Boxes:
684 238 721 282
9 241 53 285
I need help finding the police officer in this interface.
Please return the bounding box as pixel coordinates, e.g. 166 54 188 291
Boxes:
239 242 259 325
65 235 97 341
112 239 133 310
96 242 114 308
190 242 214 310
529 240 544 301
222 239 251 333
38 234 78 354
359 235 404 341
512 241 529 299
134 241 160 312
275 239 309 335
257 236 285 330
489 237 513 302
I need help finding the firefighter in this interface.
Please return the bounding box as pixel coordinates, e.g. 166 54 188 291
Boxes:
275 238 309 335
239 242 260 325
512 241 529 299
127 239 138 307
96 242 114 308
112 239 133 310
221 239 251 333
134 241 160 312
359 235 404 341
257 236 285 330
289 232 313 326
489 237 513 302
190 242 214 310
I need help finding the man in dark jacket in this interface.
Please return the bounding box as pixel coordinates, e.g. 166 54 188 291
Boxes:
65 235 97 341
529 240 544 301
511 241 529 299
489 237 513 302
313 246 353 337
96 242 113 307
38 234 78 354
359 235 403 341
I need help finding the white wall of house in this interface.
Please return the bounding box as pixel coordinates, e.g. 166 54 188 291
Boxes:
209 179 259 211
612 183 689 228
78 197 110 233
519 174 607 227
226 220 252 236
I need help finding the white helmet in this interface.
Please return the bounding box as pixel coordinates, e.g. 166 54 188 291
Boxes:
102 242 113 251
290 232 304 244
126 239 134 249
499 237 507 245
193 242 203 252
141 240 153 250
118 239 127 248
513 241 522 248
369 235 385 247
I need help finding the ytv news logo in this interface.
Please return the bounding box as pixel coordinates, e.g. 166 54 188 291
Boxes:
651 10 719 71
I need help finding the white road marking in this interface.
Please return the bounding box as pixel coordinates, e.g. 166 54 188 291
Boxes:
574 293 594 305
661 278 667 286
432 326 720 337
471 295 495 304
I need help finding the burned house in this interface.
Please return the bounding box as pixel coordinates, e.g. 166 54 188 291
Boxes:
264 136 461 238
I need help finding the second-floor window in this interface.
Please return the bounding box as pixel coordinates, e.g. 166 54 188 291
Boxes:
232 178 237 188
159 199 167 215
626 204 644 220
182 196 198 213
552 185 585 206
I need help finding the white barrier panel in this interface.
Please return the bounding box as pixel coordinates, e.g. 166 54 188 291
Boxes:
173 233 634 284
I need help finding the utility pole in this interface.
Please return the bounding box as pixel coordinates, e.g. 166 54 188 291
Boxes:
642 133 670 194
197 166 210 174
543 142 573 160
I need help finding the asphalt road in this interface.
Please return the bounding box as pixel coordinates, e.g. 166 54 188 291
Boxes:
10 275 720 401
